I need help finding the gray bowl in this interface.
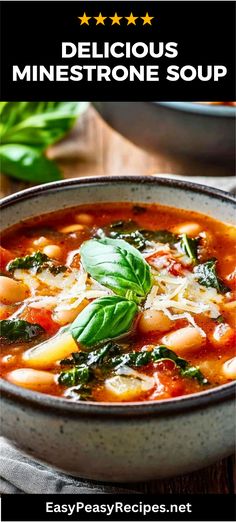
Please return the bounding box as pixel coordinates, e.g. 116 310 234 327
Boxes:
1 176 235 482
94 102 236 176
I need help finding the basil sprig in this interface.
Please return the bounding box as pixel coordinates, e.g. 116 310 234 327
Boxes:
80 237 152 302
69 296 138 348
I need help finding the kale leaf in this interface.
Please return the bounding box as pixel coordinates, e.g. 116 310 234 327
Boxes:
0 319 45 342
180 234 199 261
7 251 67 275
95 221 178 251
195 258 230 294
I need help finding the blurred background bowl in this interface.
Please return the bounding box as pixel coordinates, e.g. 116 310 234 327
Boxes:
94 102 235 176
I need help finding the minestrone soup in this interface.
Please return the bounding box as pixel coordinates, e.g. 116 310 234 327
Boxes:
1 203 235 402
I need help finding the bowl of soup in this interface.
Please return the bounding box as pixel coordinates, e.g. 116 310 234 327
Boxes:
0 176 235 481
94 102 236 176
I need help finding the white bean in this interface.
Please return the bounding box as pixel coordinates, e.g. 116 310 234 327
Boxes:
75 213 94 225
43 244 62 260
0 276 28 304
33 236 49 247
162 326 205 354
7 368 55 388
22 332 78 368
60 224 84 234
172 222 203 237
211 323 234 347
222 357 236 379
139 309 173 333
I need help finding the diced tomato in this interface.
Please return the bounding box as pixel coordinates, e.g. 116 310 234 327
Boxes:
156 360 176 372
24 308 59 335
168 261 184 276
0 247 14 271
170 381 186 397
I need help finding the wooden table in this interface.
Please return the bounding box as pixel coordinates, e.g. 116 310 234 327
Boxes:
1 107 235 494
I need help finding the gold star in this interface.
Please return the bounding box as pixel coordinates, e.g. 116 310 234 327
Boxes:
110 12 123 25
94 12 107 25
78 12 91 25
141 12 154 25
125 13 138 25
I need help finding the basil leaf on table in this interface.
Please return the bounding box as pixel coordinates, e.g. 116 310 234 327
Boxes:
0 102 88 182
0 319 45 342
0 102 87 148
195 258 230 294
0 144 61 183
80 237 152 301
69 296 138 348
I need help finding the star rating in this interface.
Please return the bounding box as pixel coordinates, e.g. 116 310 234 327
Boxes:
110 12 123 25
125 12 138 25
94 12 107 25
77 13 155 26
77 12 91 26
141 12 154 25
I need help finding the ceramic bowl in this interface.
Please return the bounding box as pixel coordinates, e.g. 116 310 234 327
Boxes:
1 176 235 482
94 102 236 176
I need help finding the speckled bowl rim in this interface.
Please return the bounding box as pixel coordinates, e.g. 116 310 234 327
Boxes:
1 175 235 419
154 102 236 118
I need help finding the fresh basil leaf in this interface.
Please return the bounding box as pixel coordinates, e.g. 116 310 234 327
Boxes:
180 234 199 261
7 251 66 275
80 238 152 300
0 102 87 148
0 319 45 342
195 258 230 294
0 144 61 183
69 296 138 348
152 345 208 385
58 364 91 387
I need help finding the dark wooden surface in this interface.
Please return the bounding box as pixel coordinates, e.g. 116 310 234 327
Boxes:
1 106 235 494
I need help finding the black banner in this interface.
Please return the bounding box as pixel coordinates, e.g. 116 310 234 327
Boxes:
1 493 235 521
0 1 235 101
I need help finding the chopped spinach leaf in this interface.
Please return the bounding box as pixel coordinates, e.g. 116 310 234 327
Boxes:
58 364 91 387
132 205 147 215
180 234 199 261
7 251 67 275
95 221 179 251
195 258 230 294
65 383 92 401
0 319 45 342
110 350 152 369
59 342 208 390
152 345 208 385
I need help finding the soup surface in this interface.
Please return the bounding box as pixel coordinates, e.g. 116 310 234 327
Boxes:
1 203 235 402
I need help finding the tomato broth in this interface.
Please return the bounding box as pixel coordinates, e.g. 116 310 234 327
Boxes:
1 202 235 402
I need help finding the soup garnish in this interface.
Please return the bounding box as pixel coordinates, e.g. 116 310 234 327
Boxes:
1 203 235 402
